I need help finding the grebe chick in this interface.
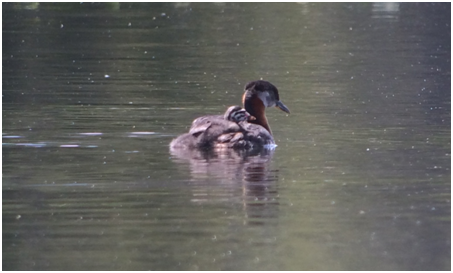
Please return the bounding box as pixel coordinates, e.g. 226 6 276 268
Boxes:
223 105 255 123
170 105 254 150
170 80 290 151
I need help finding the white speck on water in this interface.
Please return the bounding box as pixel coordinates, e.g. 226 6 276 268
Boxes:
130 132 156 135
104 74 110 78
60 24 64 28
79 132 103 136
3 135 23 139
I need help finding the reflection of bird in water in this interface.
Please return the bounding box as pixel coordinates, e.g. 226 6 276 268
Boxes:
170 80 290 152
170 147 280 226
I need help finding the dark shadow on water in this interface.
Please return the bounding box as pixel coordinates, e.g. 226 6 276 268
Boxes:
170 147 279 225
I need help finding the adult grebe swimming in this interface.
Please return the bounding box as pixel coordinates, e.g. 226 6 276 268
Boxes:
170 80 290 150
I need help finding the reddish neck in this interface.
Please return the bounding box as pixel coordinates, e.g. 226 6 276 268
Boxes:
243 93 272 135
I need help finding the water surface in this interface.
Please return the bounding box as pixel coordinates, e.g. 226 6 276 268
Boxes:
3 3 450 270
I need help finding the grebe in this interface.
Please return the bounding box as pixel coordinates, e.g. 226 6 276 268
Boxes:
170 80 290 150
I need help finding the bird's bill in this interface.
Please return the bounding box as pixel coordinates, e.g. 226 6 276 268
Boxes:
276 101 290 114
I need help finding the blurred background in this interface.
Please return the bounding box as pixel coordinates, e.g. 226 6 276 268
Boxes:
3 2 450 270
